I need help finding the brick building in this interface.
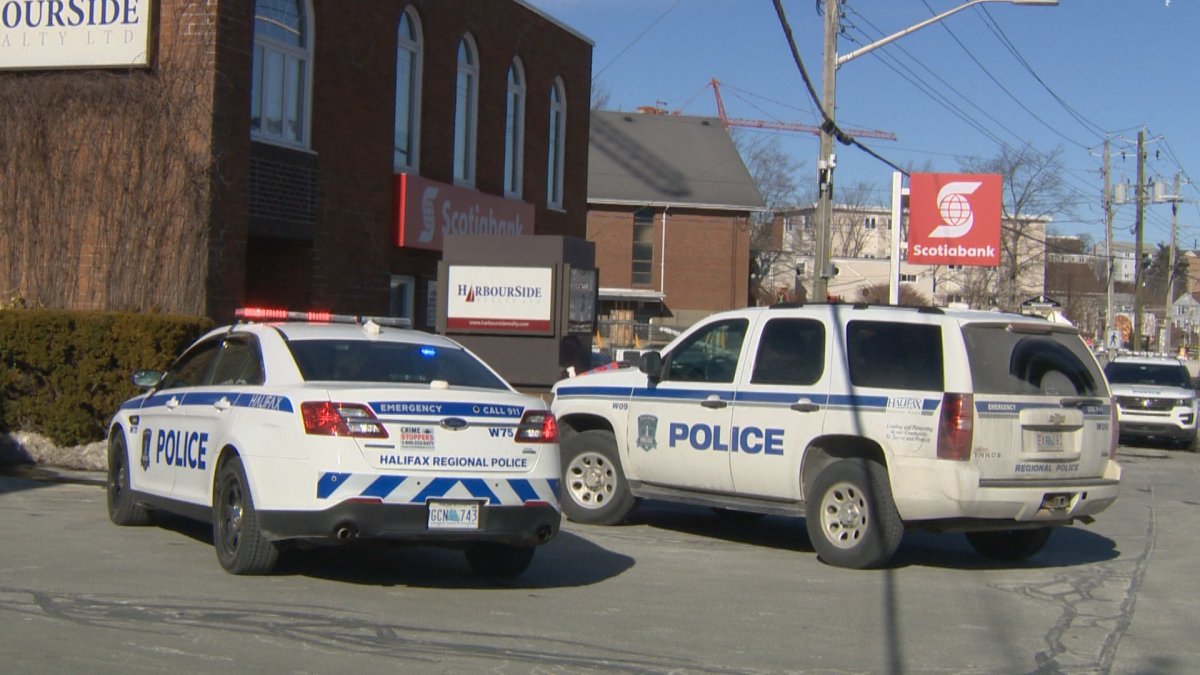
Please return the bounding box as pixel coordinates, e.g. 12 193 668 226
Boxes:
0 0 591 328
586 111 763 344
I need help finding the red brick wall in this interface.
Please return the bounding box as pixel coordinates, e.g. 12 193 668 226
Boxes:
217 0 592 322
588 205 751 314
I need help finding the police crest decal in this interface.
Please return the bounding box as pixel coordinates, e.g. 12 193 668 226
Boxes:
636 414 658 451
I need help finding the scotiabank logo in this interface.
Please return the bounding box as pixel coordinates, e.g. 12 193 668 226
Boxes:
908 173 1001 267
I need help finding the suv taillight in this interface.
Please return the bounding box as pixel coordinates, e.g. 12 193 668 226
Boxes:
301 402 388 438
516 410 558 443
1109 397 1119 460
937 393 973 461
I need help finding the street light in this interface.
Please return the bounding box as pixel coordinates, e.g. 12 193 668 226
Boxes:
812 0 1058 302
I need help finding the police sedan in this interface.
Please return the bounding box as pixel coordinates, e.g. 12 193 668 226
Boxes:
106 308 561 577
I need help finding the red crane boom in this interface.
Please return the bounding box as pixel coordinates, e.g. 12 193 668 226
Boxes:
710 78 896 141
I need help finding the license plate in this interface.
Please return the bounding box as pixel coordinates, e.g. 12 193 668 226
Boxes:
1035 431 1064 453
427 501 480 530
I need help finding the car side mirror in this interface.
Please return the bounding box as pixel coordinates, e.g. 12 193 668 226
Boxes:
131 370 164 389
639 351 663 383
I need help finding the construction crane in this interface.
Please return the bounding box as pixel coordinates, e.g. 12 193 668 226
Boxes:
709 78 896 141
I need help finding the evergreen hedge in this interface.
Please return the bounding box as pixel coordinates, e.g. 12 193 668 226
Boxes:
0 310 212 446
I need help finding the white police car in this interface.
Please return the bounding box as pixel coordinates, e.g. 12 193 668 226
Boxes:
552 304 1122 569
106 308 560 577
1104 354 1198 449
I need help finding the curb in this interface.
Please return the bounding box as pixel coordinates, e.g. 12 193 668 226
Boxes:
0 463 105 487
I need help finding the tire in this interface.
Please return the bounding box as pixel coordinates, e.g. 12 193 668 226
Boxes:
965 527 1053 561
106 434 151 526
465 543 535 579
213 456 279 575
805 458 904 569
560 429 637 525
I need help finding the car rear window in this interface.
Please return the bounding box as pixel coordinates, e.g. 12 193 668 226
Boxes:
1104 361 1191 388
847 320 943 391
287 340 508 390
962 325 1104 396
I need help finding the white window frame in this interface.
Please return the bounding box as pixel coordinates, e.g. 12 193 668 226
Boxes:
453 34 479 187
393 7 423 172
504 57 526 199
251 0 314 149
546 77 567 209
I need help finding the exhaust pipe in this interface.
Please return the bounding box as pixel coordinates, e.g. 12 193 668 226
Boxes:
536 525 554 543
334 524 358 541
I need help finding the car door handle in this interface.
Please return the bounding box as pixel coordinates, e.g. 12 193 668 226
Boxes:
701 395 728 409
790 399 820 413
165 396 180 410
214 397 232 411
1059 397 1105 409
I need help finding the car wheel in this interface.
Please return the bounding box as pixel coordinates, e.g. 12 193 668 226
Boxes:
805 458 903 569
465 543 535 579
965 527 1053 561
106 434 151 526
561 429 637 525
213 456 279 575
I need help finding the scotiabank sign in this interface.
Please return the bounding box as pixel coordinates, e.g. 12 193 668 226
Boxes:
395 173 534 251
907 173 1001 267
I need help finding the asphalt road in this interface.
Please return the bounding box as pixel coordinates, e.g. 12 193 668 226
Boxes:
0 446 1196 674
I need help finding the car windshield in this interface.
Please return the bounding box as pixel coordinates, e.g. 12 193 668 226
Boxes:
1104 362 1192 389
287 340 508 390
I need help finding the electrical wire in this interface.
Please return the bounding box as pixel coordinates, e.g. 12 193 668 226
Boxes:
770 0 907 174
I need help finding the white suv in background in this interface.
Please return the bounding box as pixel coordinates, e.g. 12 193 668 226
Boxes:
1104 355 1198 450
552 304 1122 569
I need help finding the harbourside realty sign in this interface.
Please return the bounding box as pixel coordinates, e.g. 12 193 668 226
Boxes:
445 266 554 335
0 0 152 70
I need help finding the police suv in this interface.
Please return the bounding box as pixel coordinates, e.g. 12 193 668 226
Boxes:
1104 354 1198 449
106 309 561 577
551 304 1122 569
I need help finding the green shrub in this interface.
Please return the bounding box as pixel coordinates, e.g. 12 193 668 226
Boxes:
0 310 212 446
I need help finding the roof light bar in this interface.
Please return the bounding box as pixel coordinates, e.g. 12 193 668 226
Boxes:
235 307 413 329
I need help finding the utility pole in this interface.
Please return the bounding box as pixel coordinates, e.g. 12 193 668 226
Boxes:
813 0 839 302
1133 129 1146 351
1163 171 1181 354
1103 139 1115 347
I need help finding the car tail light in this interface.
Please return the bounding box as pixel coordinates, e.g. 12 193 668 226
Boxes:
301 402 388 438
1109 398 1119 460
937 393 973 461
515 411 558 443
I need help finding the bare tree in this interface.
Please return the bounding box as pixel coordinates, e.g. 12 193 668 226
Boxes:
591 79 613 111
959 143 1070 310
734 130 804 305
830 180 884 258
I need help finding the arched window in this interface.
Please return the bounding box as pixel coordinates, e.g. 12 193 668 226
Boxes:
546 77 566 208
453 34 479 186
504 58 526 198
393 7 423 171
251 0 313 147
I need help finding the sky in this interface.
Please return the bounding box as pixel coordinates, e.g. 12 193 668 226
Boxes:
525 0 1199 249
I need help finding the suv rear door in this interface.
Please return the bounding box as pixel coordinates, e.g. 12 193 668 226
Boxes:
959 321 1112 482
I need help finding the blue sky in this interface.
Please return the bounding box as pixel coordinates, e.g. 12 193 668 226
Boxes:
526 0 1198 249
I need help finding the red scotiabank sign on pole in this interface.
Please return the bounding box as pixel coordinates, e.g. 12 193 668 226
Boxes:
907 173 1002 267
